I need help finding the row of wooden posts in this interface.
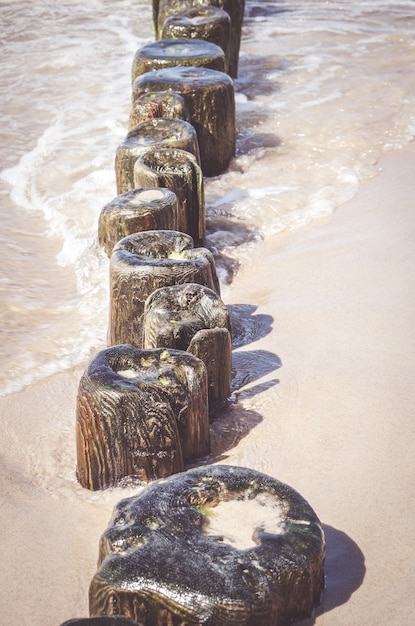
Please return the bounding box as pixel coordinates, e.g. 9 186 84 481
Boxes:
66 1 326 624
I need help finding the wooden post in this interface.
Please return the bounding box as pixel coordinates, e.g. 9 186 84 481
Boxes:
76 345 210 490
133 147 205 246
109 230 220 348
115 117 200 195
128 91 190 130
133 66 235 177
98 188 178 257
161 6 232 75
154 0 245 77
143 283 232 409
131 38 226 83
89 465 325 624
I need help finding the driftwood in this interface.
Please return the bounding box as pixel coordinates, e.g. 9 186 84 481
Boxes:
109 230 220 348
128 91 190 130
131 38 226 83
161 6 232 75
89 465 325 624
76 345 210 490
154 0 245 77
98 188 178 257
143 283 232 408
115 117 200 195
133 147 205 246
132 66 235 177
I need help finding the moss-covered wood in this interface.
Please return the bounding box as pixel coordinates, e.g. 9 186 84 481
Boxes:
128 91 190 130
109 230 220 348
133 67 235 177
154 0 245 77
132 39 225 83
98 188 178 257
143 283 232 408
115 117 200 195
161 6 231 75
133 147 205 246
76 345 210 490
89 465 325 624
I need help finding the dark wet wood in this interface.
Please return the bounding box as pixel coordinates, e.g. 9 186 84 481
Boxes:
161 6 232 75
76 345 210 490
133 147 205 246
60 617 141 626
132 38 225 83
155 0 245 77
115 117 200 195
109 231 220 348
89 465 325 624
143 283 232 408
128 91 190 130
133 67 235 177
98 188 178 257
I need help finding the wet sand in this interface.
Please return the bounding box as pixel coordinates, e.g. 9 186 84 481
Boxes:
1 142 415 625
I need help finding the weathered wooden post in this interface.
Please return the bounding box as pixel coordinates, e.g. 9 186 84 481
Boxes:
76 345 210 490
133 147 205 246
154 0 245 77
109 230 220 348
131 38 226 83
132 66 235 177
128 91 190 130
89 465 325 624
161 6 232 75
98 187 178 257
115 117 200 195
143 283 232 408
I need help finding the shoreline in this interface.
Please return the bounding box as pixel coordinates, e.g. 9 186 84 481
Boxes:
1 142 415 624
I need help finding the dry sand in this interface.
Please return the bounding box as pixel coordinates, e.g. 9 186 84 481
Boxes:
0 142 414 625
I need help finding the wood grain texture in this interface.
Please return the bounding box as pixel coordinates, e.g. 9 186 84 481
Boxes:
132 66 235 177
76 345 210 490
161 6 232 75
143 283 232 408
133 147 205 246
128 91 190 130
154 0 245 77
89 465 325 625
109 231 220 348
98 188 178 257
115 117 200 195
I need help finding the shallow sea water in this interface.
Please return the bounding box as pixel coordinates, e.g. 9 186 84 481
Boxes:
0 0 414 396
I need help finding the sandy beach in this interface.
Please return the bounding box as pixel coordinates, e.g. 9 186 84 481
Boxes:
1 141 415 625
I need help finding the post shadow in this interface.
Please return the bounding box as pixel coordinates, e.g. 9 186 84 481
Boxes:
297 524 366 625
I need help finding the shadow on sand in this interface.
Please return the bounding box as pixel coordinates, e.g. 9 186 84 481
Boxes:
298 524 366 624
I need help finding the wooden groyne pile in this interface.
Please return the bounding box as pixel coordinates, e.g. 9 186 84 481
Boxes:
66 2 326 624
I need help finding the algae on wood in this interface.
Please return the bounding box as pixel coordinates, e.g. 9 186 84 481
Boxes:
115 117 200 195
143 283 232 408
89 465 325 624
133 66 235 177
161 6 232 75
109 230 220 348
155 0 245 77
134 147 205 246
76 345 210 490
